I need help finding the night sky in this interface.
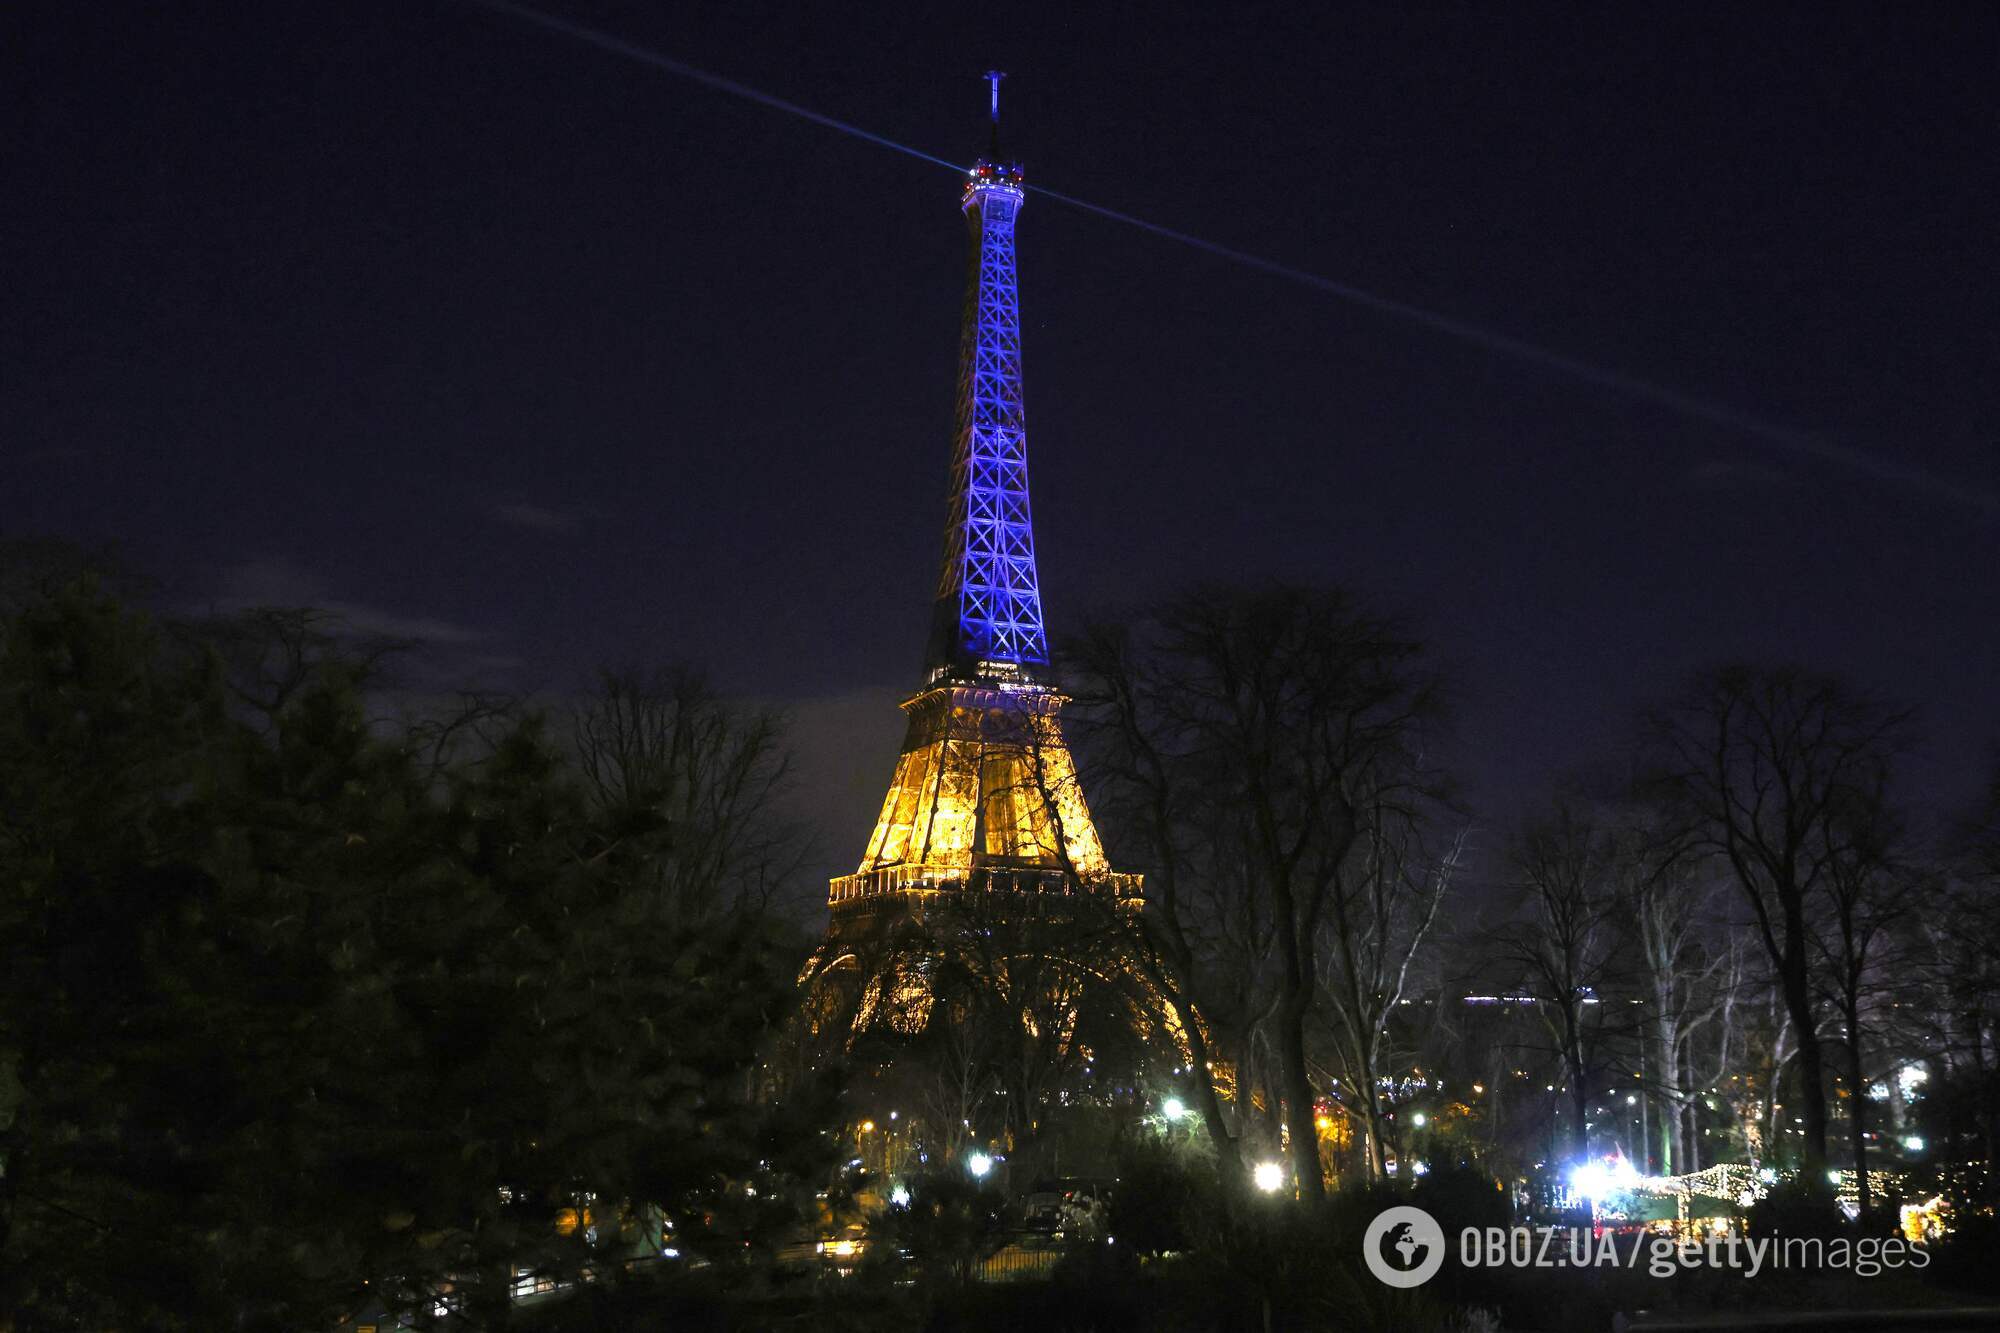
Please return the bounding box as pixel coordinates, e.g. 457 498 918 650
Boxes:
9 2 1998 896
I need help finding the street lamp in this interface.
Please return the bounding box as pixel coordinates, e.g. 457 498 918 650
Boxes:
1568 1157 1638 1202
967 1152 993 1180
1163 1097 1190 1122
1253 1161 1285 1193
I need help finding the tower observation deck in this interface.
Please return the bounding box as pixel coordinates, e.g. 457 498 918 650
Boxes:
825 79 1140 938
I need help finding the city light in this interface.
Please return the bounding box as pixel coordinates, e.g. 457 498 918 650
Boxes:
1567 1156 1640 1200
1904 1136 1925 1152
889 1184 911 1207
968 1152 994 1179
1411 1112 1427 1127
1253 1161 1285 1193
1163 1096 1190 1122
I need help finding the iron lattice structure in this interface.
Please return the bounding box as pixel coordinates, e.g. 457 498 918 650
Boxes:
821 138 1139 933
926 160 1047 678
800 105 1168 1079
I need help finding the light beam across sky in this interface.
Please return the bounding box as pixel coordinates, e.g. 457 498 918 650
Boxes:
459 0 1999 520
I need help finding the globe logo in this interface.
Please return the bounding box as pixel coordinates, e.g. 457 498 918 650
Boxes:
1362 1204 1446 1288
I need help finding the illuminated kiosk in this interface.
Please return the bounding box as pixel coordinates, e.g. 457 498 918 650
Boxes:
810 80 1141 1030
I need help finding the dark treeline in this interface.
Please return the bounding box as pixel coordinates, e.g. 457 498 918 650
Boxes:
0 560 838 1328
3 558 1997 1330
1063 588 2000 1214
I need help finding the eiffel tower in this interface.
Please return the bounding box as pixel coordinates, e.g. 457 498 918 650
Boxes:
813 77 1140 1021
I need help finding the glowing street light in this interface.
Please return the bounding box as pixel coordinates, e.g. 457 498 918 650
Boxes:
889 1184 912 1207
1162 1096 1190 1122
1568 1156 1639 1201
1411 1112 1427 1127
1253 1161 1285 1193
967 1152 994 1179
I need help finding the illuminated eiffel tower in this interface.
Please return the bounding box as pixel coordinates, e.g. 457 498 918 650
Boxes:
820 76 1140 985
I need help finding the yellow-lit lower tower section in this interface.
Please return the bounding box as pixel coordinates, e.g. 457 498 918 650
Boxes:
828 670 1141 934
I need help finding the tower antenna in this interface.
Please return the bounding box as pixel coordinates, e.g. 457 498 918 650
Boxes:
985 69 1006 157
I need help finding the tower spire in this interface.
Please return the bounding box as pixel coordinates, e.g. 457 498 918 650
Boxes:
926 75 1043 681
985 69 1005 157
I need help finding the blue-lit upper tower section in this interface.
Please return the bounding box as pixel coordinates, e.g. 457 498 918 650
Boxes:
825 74 1140 916
926 75 1047 682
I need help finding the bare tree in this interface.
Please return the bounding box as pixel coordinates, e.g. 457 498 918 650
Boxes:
1646 665 1911 1176
1810 783 1912 1218
1064 620 1266 1191
571 666 806 925
922 886 1127 1171
1314 805 1461 1178
187 606 406 726
914 999 996 1166
1895 763 2000 1195
1502 800 1626 1165
1689 932 1757 1170
1956 761 2000 1187
1067 586 1451 1202
1610 806 1731 1175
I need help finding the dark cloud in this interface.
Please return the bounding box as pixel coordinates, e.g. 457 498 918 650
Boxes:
208 560 488 645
